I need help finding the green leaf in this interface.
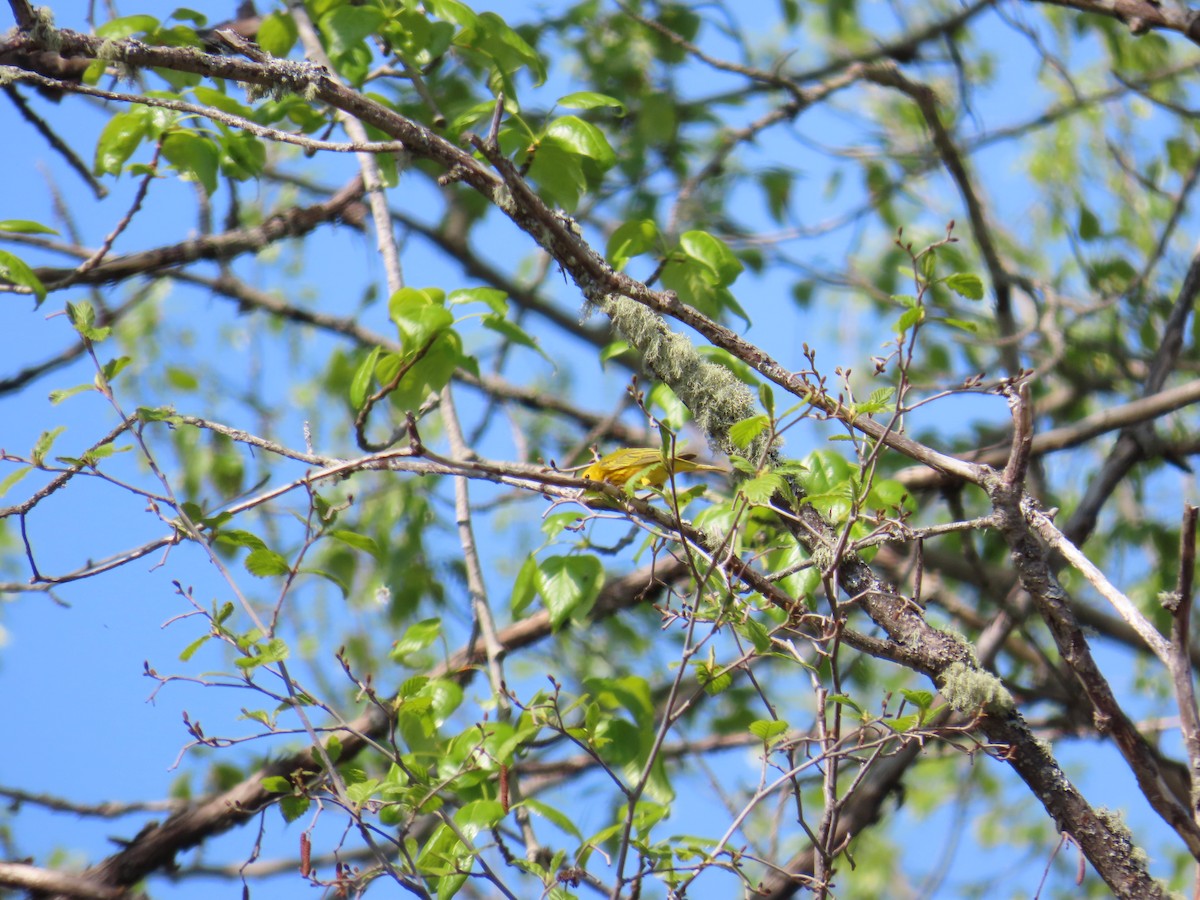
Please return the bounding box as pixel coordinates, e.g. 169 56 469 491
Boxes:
0 466 32 498
178 634 210 662
389 288 453 351
100 356 131 384
31 427 66 467
1078 206 1101 241
261 775 292 794
97 14 159 38
448 287 508 314
534 555 605 630
168 9 208 26
737 473 784 505
895 305 924 334
329 529 383 561
66 302 111 342
599 340 631 366
49 382 95 406
693 659 732 695
470 11 546 85
729 414 769 449
940 317 980 333
80 442 129 466
900 688 934 711
212 529 268 551
856 387 895 415
349 345 382 410
219 130 266 179
679 231 743 286
827 693 865 715
245 548 290 577
320 5 385 57
518 798 583 840
165 366 199 390
527 142 588 210
162 131 219 195
541 512 582 542
543 116 616 171
483 314 552 364
647 383 689 431
391 618 443 661
136 406 183 424
943 272 984 300
191 86 249 117
758 168 793 224
511 555 539 616
607 219 659 270
0 219 58 235
236 636 290 670
94 107 151 176
748 719 789 742
455 799 505 841
427 0 479 27
257 10 298 57
866 478 913 513
739 614 773 654
556 91 626 113
0 250 47 305
758 383 776 418
381 331 464 411
325 734 343 765
279 794 310 823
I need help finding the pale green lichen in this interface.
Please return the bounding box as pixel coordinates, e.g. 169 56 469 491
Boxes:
807 542 836 575
589 293 774 463
940 661 1013 714
942 629 978 666
492 183 516 214
97 39 124 62
29 6 61 51
1095 807 1134 846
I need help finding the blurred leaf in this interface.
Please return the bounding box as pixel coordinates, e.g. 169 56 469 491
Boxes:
729 414 769 449
162 130 219 195
391 618 443 662
94 107 152 176
680 231 743 286
483 314 552 364
330 529 383 561
350 346 383 410
544 116 615 172
943 273 984 300
320 5 385 57
557 91 626 113
257 10 298 57
0 219 58 235
607 218 659 270
0 250 46 304
535 555 605 630
245 548 290 577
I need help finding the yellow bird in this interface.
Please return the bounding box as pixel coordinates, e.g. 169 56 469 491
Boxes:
580 447 726 489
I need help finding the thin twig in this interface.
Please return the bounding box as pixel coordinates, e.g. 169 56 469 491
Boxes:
3 83 107 197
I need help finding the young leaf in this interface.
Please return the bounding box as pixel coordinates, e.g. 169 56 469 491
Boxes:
729 414 769 449
944 272 984 300
607 219 659 270
0 250 47 305
535 555 605 630
680 231 743 286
